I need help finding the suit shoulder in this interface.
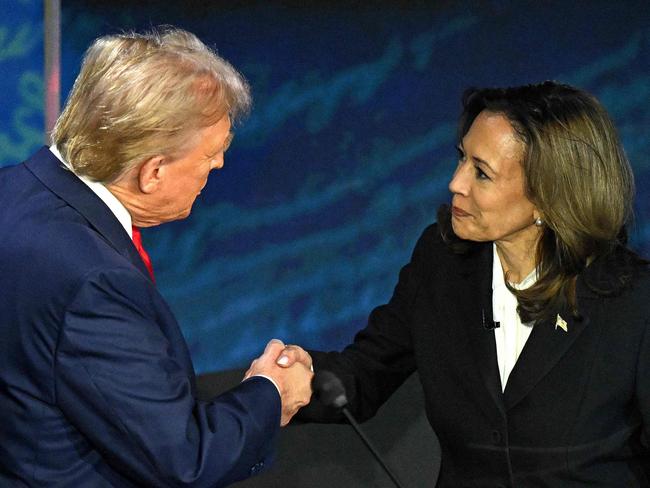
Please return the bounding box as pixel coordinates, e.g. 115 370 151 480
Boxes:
2 217 140 309
419 223 442 242
628 263 650 306
414 223 447 253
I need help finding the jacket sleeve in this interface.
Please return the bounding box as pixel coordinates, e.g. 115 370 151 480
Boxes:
636 318 650 452
54 266 281 487
300 224 439 423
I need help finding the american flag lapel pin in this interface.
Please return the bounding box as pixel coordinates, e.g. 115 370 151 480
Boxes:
555 314 568 332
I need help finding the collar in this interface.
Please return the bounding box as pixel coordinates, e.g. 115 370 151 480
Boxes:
491 243 537 323
49 145 133 238
25 146 152 282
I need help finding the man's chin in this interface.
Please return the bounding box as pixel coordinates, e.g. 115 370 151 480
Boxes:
159 207 193 224
179 206 193 220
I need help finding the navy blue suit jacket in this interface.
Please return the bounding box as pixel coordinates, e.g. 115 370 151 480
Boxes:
0 148 281 487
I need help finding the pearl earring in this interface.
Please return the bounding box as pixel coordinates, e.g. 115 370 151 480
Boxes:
535 217 543 227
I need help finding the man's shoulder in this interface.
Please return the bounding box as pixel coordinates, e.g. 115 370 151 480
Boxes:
2 208 141 306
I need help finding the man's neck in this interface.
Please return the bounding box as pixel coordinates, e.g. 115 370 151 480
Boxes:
49 145 133 237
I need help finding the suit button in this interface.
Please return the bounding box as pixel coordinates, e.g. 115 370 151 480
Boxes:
491 430 502 444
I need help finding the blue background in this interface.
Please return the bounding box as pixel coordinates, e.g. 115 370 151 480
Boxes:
2 0 649 372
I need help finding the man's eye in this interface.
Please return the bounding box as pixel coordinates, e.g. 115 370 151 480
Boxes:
223 133 234 152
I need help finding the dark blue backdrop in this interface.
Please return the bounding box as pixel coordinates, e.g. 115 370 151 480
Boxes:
2 0 649 372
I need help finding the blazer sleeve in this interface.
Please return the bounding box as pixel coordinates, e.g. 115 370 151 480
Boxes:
301 224 439 423
636 318 650 451
54 266 281 487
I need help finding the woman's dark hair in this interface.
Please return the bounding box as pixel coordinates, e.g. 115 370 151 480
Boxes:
440 81 639 323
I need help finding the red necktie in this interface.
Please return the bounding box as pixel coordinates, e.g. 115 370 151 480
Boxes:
131 225 155 283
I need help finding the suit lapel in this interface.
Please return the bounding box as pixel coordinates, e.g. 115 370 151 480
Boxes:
456 243 506 414
503 302 591 411
24 147 152 281
453 239 610 414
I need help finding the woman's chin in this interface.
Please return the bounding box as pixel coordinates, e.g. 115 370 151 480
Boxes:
451 220 482 242
451 218 467 238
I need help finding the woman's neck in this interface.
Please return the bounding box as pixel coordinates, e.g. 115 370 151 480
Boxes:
495 234 539 284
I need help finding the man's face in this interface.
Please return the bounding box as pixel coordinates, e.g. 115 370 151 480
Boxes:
153 115 232 223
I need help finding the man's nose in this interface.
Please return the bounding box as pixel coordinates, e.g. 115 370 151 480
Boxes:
211 153 224 170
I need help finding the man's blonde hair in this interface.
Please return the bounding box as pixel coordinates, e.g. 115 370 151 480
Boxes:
52 27 251 183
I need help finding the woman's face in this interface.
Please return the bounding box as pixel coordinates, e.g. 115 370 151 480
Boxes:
448 110 540 247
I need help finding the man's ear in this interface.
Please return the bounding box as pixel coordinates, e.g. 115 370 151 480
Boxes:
137 156 165 194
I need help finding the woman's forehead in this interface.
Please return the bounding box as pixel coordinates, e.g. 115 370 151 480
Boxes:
464 112 524 171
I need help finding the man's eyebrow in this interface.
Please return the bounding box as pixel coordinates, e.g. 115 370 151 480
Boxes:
217 133 234 153
223 132 234 149
205 133 234 157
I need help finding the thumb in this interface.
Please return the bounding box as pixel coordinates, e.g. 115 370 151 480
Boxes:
262 338 285 356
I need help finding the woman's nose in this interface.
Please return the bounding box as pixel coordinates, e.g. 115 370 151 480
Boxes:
448 162 469 196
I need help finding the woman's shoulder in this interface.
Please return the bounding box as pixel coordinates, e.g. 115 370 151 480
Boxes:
580 245 650 299
411 222 490 276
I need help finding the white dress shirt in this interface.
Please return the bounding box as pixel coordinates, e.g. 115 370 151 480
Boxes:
49 145 133 237
492 243 537 392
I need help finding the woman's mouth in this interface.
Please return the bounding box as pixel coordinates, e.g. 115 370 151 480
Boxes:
451 206 471 217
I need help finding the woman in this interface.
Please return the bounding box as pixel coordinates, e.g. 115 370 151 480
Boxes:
287 81 650 486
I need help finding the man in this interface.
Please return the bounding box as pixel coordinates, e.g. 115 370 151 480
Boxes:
0 27 312 487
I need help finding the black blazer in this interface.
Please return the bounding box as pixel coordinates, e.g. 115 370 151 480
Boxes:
302 224 650 487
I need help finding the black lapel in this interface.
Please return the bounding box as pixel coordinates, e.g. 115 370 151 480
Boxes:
503 300 592 411
456 242 506 415
24 147 152 281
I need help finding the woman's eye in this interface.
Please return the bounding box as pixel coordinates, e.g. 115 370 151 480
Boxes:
455 147 465 163
474 166 490 180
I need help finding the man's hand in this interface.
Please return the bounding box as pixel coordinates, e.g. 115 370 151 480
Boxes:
244 339 313 426
276 343 313 371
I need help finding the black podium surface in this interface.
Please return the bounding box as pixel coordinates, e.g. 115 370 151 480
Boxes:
197 370 440 488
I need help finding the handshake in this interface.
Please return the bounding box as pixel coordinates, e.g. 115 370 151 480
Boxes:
243 339 314 426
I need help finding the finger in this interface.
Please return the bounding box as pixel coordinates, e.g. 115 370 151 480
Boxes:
257 339 285 362
264 338 285 354
290 346 312 365
242 368 254 381
276 346 312 369
276 348 300 367
276 348 306 367
281 407 299 425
